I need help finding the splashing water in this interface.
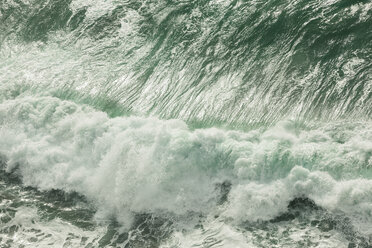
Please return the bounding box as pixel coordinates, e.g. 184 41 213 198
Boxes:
0 0 371 247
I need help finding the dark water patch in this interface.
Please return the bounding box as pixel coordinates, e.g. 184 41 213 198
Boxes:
0 166 175 247
247 197 372 248
67 8 87 31
21 0 73 41
0 168 96 230
337 0 370 8
84 6 126 40
215 180 232 205
0 0 75 42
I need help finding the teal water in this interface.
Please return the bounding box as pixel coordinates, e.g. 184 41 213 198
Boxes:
0 0 371 247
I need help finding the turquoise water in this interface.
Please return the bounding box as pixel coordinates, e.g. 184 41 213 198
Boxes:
0 0 371 247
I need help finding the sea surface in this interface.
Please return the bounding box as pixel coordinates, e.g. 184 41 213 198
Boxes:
0 0 372 247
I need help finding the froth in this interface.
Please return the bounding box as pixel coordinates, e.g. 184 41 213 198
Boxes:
0 96 371 228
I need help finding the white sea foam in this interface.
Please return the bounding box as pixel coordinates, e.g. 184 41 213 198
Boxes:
0 206 105 247
0 96 371 230
161 218 254 248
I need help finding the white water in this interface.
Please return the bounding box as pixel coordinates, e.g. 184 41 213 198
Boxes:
1 95 371 233
0 205 105 247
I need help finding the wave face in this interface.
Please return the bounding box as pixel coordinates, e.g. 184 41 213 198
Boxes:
1 0 371 124
0 0 372 247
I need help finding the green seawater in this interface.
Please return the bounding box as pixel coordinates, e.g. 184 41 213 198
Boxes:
0 0 371 247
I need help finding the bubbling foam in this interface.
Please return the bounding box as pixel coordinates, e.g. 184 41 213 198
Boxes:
0 96 371 229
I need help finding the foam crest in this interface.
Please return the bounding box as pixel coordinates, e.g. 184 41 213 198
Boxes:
0 96 371 228
225 167 372 225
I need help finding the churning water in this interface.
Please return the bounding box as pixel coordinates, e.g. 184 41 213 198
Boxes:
0 0 371 247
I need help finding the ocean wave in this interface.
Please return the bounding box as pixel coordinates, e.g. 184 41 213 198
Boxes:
0 96 371 230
